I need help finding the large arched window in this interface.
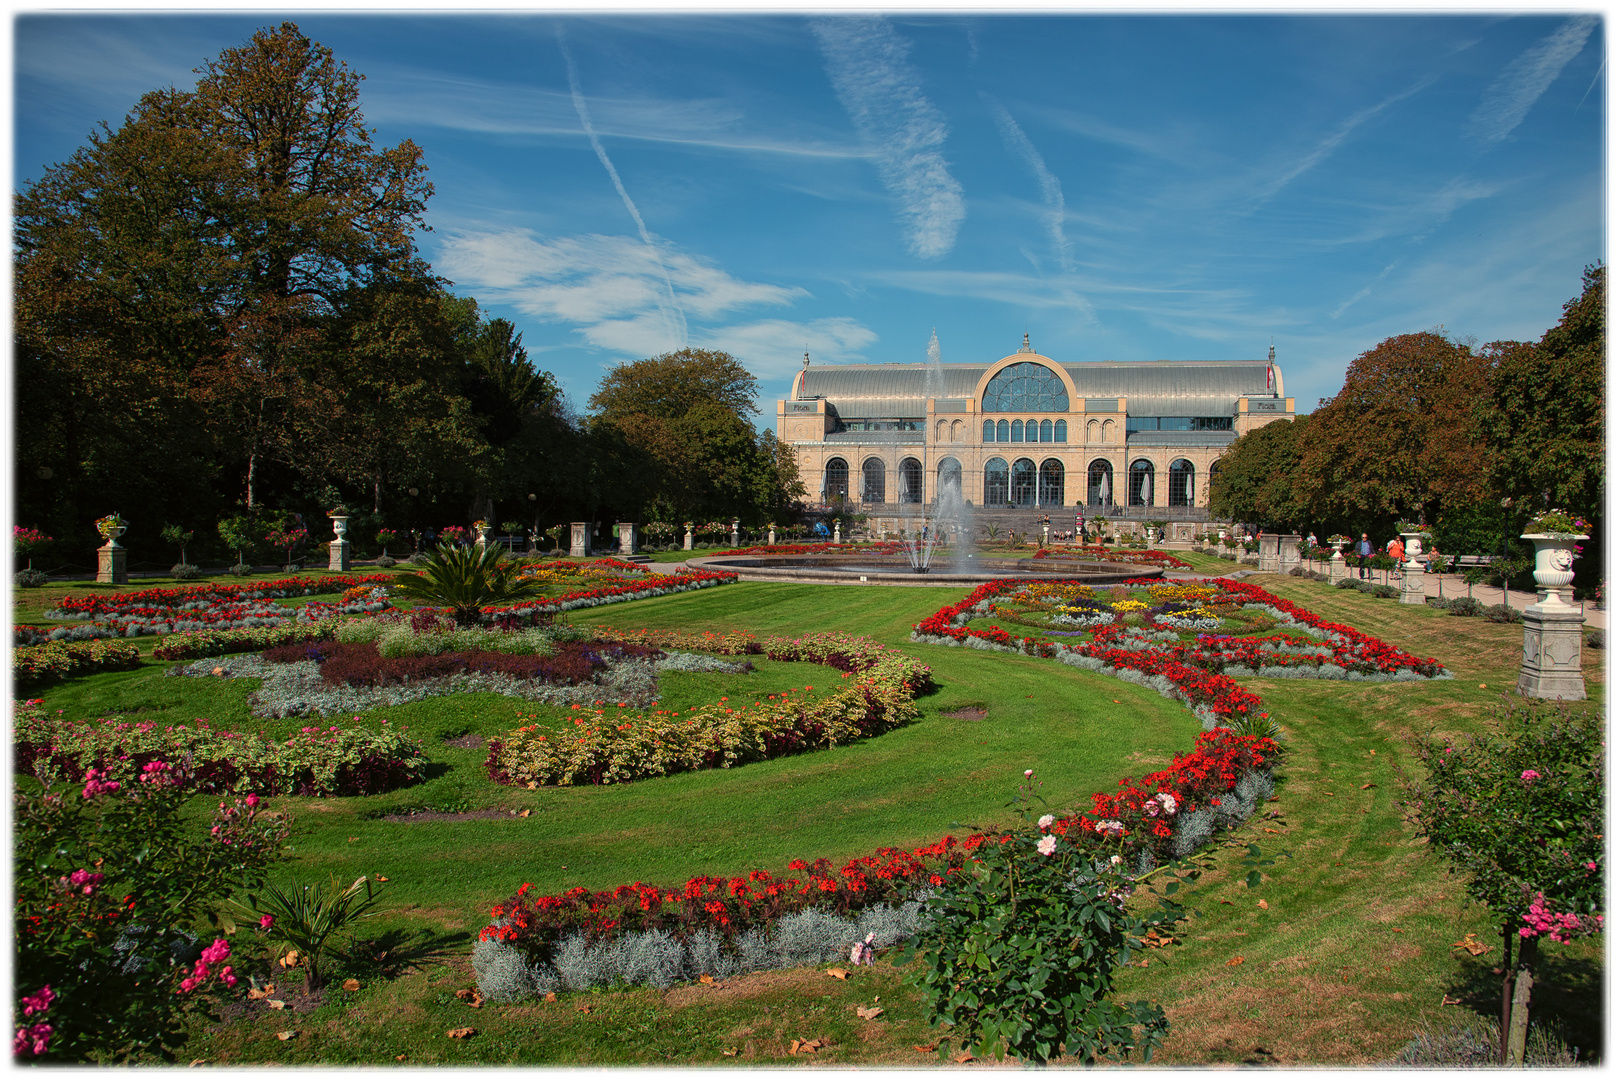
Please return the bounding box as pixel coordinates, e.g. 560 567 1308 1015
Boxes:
1011 420 1024 443
1087 459 1114 506
898 457 923 504
1011 458 1037 507
1208 459 1223 506
1169 458 1195 507
982 419 995 443
1129 459 1155 507
861 458 886 504
997 419 1010 442
824 458 849 503
1039 419 1053 443
1054 419 1067 443
937 457 962 498
1039 459 1064 506
1026 419 1039 442
983 458 1010 506
982 362 1070 412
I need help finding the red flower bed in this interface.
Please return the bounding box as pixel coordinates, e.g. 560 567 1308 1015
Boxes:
709 542 903 557
1033 546 1193 569
910 576 1445 721
44 574 394 619
261 639 664 688
481 729 1279 960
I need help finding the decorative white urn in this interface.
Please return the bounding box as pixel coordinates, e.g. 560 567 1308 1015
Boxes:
329 514 349 539
99 525 128 548
1522 533 1587 608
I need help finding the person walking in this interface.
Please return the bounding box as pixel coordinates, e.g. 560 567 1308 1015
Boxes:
1388 535 1405 563
1356 532 1373 578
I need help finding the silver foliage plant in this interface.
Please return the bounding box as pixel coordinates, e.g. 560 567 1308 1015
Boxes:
473 901 927 1000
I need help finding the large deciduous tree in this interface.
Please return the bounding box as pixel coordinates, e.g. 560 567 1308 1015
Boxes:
1206 416 1312 530
1296 332 1492 527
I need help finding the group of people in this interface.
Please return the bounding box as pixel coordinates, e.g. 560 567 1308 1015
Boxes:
1352 532 1442 579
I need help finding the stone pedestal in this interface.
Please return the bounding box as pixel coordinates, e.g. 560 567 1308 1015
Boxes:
833 521 842 543
617 522 637 556
1400 559 1426 604
1277 534 1301 574
1329 551 1346 583
683 526 693 551
569 522 589 558
767 527 777 545
730 519 741 548
1043 523 1051 546
96 542 127 584
1259 534 1281 573
328 539 351 571
1518 602 1587 700
474 523 492 554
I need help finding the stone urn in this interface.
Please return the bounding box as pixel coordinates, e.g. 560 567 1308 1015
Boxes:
1400 530 1426 562
833 520 842 544
1522 533 1587 608
1330 539 1347 560
329 514 349 539
683 523 694 551
475 522 493 546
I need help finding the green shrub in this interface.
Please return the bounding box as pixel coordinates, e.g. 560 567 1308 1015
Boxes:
13 639 143 688
389 542 543 625
221 874 388 990
1371 584 1399 599
1482 603 1523 623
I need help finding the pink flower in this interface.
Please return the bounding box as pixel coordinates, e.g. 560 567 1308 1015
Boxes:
1521 769 1542 782
1037 814 1055 830
18 987 53 1018
1036 835 1058 856
259 914 275 930
245 793 260 809
1024 769 1034 778
13 1022 52 1058
200 939 231 965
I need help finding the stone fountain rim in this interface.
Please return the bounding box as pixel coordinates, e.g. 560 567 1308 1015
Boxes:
684 552 1166 586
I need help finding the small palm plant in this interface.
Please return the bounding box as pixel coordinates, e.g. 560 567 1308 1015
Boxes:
389 541 543 625
221 875 387 990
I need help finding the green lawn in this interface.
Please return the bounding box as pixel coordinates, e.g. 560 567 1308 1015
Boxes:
15 570 1605 1065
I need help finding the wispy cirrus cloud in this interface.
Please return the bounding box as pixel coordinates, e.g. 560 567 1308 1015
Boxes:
434 229 873 376
1467 16 1598 143
982 94 1073 272
810 17 966 260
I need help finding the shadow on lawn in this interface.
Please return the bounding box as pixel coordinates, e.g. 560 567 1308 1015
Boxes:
1442 948 1604 1063
335 927 472 982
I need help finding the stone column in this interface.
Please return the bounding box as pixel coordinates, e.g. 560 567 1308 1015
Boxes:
1399 533 1426 605
683 523 694 551
1258 534 1281 573
730 518 741 547
1517 533 1588 700
617 522 637 556
96 541 128 584
767 526 777 545
1329 541 1347 583
569 522 589 558
1277 534 1301 574
328 515 351 572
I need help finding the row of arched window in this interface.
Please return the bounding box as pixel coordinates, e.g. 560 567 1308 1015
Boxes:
982 418 1067 443
822 457 1203 507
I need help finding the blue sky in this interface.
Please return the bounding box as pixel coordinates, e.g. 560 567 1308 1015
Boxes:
12 10 1605 423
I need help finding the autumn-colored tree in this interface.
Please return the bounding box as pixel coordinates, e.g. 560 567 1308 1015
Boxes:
1296 332 1492 526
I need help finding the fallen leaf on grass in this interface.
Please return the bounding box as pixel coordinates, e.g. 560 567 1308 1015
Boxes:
342 979 360 992
825 967 850 980
1452 934 1491 956
1111 700 1121 704
1441 994 1464 1006
914 1043 937 1053
1263 827 1281 833
446 1027 475 1039
1139 959 1149 967
1226 956 1245 966
455 988 484 1008
376 876 389 883
721 1047 739 1057
1324 792 1334 796
276 1031 296 1041
247 986 275 1000
544 992 557 1003
1219 899 1233 905
952 1051 975 1063
347 837 358 843
1361 783 1376 790
395 1055 405 1061
268 1000 287 1010
1258 900 1269 909
788 1038 824 1055
1391 928 1404 933
575 1005 592 1014
188 1059 206 1067
856 1005 884 1020
278 950 300 970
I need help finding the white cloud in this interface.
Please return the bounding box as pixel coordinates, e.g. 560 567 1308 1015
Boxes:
437 229 824 362
700 318 879 380
810 17 966 260
1468 16 1598 144
982 95 1073 272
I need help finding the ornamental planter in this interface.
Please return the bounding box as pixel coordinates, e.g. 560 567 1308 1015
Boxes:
328 515 351 572
1398 531 1427 605
1517 532 1588 701
1328 540 1347 582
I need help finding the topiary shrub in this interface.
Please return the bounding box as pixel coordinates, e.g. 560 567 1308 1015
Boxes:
374 555 397 568
170 563 202 580
1482 603 1523 624
1335 578 1359 590
1446 597 1483 617
14 568 49 588
228 563 253 577
1584 629 1604 649
1371 584 1399 599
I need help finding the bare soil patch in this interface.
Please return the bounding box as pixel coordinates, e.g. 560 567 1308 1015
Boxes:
941 707 987 721
379 808 513 823
443 733 487 749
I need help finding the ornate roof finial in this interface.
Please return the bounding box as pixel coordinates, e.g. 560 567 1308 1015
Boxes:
1268 339 1275 363
1020 331 1033 353
803 347 810 370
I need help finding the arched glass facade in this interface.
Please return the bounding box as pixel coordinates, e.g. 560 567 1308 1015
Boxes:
898 457 923 504
1039 419 1052 443
1011 420 1024 443
982 362 1069 412
937 457 962 496
824 458 848 502
1039 459 1064 506
1054 419 1067 442
1129 459 1155 507
997 419 1010 442
982 419 994 442
861 458 886 504
983 458 1010 505
1011 458 1037 507
1169 459 1195 507
1087 459 1114 506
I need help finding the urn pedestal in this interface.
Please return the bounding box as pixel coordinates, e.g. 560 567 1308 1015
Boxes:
328 516 351 571
683 525 694 551
730 519 741 548
1329 542 1347 582
1277 533 1302 575
767 527 777 545
833 521 842 544
617 522 637 556
96 542 128 584
1399 532 1427 605
1516 534 1588 700
569 522 589 558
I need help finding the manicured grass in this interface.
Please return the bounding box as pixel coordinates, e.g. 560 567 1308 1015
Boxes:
19 570 1605 1065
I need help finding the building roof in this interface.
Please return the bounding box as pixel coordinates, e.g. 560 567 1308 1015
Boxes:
790 358 1283 418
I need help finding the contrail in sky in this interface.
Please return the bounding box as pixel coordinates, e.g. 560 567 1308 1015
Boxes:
557 26 687 347
1468 16 1598 144
982 94 1072 273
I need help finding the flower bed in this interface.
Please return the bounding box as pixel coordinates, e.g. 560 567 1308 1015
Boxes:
261 638 664 689
481 568 739 623
1033 546 1193 569
911 577 1447 724
484 632 934 787
35 574 395 641
151 619 348 661
13 640 144 688
477 728 1278 974
13 699 427 797
708 542 902 557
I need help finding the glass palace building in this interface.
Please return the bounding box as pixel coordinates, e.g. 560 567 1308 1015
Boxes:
776 335 1294 523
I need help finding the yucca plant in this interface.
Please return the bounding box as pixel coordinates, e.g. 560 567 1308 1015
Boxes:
389 541 543 626
221 875 387 990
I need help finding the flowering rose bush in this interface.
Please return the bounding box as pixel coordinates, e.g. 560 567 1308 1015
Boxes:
485 632 933 786
13 732 289 1061
14 700 427 797
13 639 143 688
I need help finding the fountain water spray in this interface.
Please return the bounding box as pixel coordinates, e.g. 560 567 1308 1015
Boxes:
899 329 975 573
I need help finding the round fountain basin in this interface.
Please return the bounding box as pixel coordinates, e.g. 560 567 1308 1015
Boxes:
684 552 1164 587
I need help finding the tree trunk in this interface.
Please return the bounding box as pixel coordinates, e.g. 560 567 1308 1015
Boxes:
1505 936 1539 1066
1500 919 1516 1064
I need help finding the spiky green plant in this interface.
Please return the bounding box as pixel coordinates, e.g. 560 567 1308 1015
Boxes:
221 875 388 990
388 542 543 625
